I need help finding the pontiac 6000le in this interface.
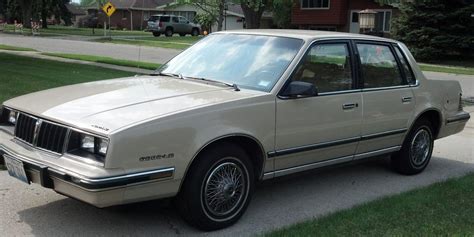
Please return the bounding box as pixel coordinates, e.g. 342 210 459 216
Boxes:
0 30 470 230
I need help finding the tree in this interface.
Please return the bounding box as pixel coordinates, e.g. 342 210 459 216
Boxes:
272 0 293 28
5 0 72 28
178 0 226 31
240 0 269 29
195 12 215 32
392 0 474 61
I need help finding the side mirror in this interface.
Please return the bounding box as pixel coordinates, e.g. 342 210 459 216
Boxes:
280 81 318 98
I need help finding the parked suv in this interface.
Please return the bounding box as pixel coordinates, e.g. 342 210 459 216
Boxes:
146 15 200 37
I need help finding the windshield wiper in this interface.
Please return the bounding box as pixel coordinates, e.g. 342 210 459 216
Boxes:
184 76 240 91
151 71 184 79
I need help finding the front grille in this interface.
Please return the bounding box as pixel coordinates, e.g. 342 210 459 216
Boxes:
36 122 68 154
14 113 37 144
14 112 69 154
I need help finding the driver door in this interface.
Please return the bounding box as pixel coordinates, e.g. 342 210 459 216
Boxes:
273 40 363 173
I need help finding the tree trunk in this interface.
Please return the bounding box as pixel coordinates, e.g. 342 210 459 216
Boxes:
241 3 264 29
217 0 224 31
17 0 33 28
41 0 48 28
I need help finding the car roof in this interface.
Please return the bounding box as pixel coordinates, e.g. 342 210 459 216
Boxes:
214 29 399 43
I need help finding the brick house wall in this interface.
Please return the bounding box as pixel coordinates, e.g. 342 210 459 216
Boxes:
292 0 396 34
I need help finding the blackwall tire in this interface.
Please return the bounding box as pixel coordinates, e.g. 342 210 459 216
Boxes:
392 119 434 175
176 143 255 231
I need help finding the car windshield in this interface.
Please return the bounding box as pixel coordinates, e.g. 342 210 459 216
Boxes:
159 34 303 92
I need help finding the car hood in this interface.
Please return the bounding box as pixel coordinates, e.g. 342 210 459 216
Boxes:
4 76 258 135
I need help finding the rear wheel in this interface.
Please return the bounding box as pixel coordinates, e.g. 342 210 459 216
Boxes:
176 143 254 231
165 28 173 37
152 32 161 37
392 119 434 175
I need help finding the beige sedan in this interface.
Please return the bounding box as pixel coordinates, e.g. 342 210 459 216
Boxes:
0 30 470 230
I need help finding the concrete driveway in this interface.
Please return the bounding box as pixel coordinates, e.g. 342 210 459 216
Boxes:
1 108 473 236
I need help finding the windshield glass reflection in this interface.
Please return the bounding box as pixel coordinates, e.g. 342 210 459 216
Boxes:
160 34 303 92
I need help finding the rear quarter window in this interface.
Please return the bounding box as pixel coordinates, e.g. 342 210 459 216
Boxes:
160 16 170 22
148 16 159 21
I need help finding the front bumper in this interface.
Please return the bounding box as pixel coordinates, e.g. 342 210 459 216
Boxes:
0 131 179 207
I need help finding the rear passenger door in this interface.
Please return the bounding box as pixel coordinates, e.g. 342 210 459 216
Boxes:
354 41 415 157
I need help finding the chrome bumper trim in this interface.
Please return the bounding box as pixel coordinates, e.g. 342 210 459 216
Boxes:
0 144 174 190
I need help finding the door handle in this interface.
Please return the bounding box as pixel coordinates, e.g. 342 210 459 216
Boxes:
342 103 358 110
402 97 412 103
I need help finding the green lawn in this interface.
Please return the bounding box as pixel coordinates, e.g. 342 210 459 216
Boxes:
267 173 474 236
93 36 201 50
419 63 474 75
42 53 161 70
0 44 36 51
0 53 135 104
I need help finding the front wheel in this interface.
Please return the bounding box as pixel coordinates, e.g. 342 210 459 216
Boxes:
392 119 434 175
176 143 254 231
152 32 161 37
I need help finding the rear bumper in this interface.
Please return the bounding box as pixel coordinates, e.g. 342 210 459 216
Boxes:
446 111 470 124
438 111 471 139
0 131 179 207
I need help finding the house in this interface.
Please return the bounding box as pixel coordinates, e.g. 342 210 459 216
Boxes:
291 0 397 36
85 0 272 32
66 3 87 27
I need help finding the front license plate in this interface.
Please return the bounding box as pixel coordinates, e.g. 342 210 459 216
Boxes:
4 154 29 184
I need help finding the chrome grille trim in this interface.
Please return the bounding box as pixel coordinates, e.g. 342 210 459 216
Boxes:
12 111 70 156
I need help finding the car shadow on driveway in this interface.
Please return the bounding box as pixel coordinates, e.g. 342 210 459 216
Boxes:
13 155 474 236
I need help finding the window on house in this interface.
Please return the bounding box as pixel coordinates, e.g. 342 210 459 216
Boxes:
301 0 329 9
122 11 127 19
351 12 359 23
374 11 391 32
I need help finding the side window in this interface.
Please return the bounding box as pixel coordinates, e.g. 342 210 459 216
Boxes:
160 16 170 22
172 17 179 23
292 43 353 93
179 17 188 23
357 44 404 88
394 47 415 84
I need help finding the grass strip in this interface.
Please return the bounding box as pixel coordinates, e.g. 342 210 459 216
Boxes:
266 173 474 236
0 44 36 51
42 53 160 70
419 64 474 75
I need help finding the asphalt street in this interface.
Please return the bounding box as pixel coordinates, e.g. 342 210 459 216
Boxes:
0 107 473 236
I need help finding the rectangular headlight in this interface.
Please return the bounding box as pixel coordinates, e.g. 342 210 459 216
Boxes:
67 131 109 166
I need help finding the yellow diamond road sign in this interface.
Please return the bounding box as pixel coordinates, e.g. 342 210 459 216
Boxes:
102 2 116 17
